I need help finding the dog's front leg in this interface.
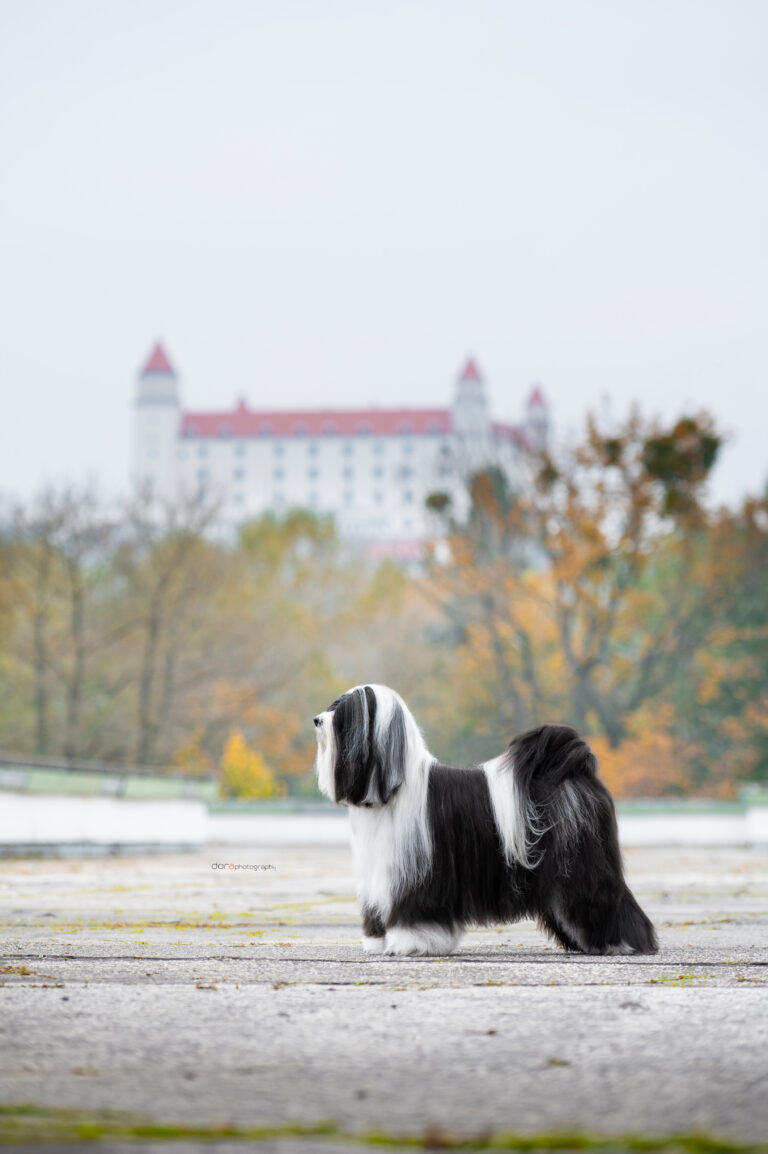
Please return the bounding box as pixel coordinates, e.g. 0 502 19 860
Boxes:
382 922 463 956
361 905 386 953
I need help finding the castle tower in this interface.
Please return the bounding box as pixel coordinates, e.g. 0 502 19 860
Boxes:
452 357 490 439
134 342 180 502
525 383 550 452
451 357 492 482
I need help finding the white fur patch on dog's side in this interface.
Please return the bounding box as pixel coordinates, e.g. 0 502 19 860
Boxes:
483 752 541 868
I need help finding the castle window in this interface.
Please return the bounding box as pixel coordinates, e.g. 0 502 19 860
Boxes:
322 420 337 435
403 441 413 455
235 443 246 456
373 466 384 479
293 421 309 435
234 492 244 505
342 442 354 456
308 491 318 506
219 422 232 436
356 420 373 434
428 420 443 433
307 442 319 456
308 467 319 480
397 420 413 433
234 468 245 481
197 468 208 484
400 465 413 479
373 442 384 455
343 467 354 480
403 490 413 504
374 490 384 504
259 422 273 435
197 445 208 457
273 443 284 456
343 490 354 506
273 467 284 480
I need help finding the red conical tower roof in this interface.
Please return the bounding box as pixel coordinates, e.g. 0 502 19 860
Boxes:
528 384 546 407
141 342 175 375
459 357 482 382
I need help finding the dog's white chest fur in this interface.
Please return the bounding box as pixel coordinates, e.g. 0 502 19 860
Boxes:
348 806 397 918
348 761 431 921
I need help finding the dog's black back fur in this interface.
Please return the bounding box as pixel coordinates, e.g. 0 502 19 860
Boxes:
387 723 658 954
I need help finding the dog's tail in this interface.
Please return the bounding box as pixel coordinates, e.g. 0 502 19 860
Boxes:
489 723 657 954
488 723 600 870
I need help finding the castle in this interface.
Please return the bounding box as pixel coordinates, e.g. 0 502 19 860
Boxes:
133 344 549 544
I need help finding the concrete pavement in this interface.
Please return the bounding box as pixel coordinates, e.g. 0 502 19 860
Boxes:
1 843 767 1150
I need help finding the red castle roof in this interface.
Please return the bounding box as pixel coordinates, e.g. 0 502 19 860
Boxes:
147 346 531 441
492 421 528 447
180 407 453 439
141 342 175 375
460 357 482 381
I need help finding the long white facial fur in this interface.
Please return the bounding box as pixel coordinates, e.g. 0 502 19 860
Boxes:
314 710 337 802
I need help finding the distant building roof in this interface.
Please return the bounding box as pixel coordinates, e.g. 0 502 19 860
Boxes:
528 384 546 408
492 421 529 447
459 357 482 382
180 407 453 439
141 342 175 375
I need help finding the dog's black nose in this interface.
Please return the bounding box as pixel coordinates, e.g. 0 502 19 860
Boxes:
313 715 322 728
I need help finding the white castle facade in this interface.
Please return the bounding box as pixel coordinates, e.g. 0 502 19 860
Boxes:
133 343 550 544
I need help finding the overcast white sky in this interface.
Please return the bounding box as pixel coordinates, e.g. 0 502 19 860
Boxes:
1 0 766 505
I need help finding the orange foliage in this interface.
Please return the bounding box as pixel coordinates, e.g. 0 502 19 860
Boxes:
590 705 727 799
211 682 316 778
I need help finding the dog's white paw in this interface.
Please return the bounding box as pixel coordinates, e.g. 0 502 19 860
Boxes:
383 924 461 956
362 935 385 954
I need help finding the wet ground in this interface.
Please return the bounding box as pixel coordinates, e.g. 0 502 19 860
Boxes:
1 844 767 1151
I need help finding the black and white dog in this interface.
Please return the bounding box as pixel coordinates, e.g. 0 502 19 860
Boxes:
314 684 657 957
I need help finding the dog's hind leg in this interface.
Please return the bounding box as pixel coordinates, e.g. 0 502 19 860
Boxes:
538 910 586 953
548 888 657 955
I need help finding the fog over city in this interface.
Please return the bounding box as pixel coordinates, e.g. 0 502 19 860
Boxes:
1 0 766 504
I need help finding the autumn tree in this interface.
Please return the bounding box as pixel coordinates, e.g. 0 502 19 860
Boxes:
112 491 230 766
426 408 734 785
0 486 119 757
677 494 768 788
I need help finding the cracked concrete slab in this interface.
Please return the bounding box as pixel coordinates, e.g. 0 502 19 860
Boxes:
1 844 767 1149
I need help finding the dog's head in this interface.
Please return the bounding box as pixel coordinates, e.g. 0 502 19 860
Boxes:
313 684 410 807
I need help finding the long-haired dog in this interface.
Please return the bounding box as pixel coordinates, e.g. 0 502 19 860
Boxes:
314 684 657 956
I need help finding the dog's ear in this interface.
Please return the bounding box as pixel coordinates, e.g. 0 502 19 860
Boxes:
332 687 374 805
332 686 407 807
366 686 407 805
